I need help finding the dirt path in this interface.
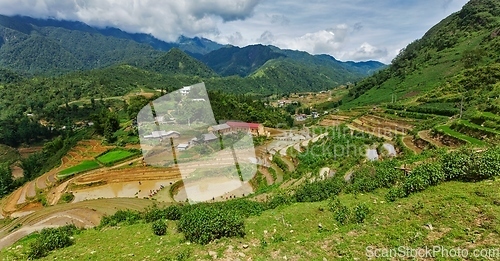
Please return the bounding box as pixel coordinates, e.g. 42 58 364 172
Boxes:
419 130 446 147
402 136 422 154
16 185 28 205
259 167 274 185
2 187 24 215
26 181 36 199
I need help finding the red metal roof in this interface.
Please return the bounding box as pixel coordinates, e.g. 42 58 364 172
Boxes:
226 121 262 129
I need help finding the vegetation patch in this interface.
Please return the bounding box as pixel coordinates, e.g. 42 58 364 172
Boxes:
96 149 138 166
435 125 487 146
58 160 101 178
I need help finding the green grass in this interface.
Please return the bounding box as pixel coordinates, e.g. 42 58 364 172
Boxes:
456 120 500 135
58 160 101 178
436 125 486 146
96 150 137 165
3 180 500 260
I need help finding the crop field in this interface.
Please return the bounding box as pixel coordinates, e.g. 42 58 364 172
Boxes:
58 160 101 178
435 125 486 146
96 150 137 165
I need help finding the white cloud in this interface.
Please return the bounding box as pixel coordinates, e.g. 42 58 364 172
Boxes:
349 42 388 61
266 24 349 54
0 0 261 41
0 0 470 62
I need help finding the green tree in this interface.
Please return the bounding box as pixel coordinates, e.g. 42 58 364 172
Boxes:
0 163 13 197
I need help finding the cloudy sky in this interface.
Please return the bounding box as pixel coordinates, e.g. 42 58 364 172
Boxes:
0 0 470 63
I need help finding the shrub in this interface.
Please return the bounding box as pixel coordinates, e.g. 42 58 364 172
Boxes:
402 170 430 195
152 219 167 236
385 187 406 202
334 204 351 225
472 147 500 180
327 197 341 212
100 209 142 227
294 178 343 202
178 206 245 245
61 192 74 203
165 205 183 220
441 149 474 181
353 204 370 223
266 192 294 209
27 225 77 259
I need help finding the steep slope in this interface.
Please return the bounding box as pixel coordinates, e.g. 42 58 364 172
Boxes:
344 0 500 108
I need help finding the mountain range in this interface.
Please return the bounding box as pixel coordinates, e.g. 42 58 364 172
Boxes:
0 14 385 84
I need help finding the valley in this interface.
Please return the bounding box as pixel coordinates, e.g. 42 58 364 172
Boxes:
1 0 500 259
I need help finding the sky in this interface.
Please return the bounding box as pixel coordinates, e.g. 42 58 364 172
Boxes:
0 0 470 63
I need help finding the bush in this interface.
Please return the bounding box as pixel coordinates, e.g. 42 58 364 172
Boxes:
60 192 74 203
333 204 351 225
353 204 370 223
100 209 142 227
178 206 245 245
165 205 183 220
441 149 474 181
266 192 294 209
27 225 77 259
294 178 343 202
441 147 500 182
152 219 167 236
327 197 341 212
385 187 406 202
471 147 500 180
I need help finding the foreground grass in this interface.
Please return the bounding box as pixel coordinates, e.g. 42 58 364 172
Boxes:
58 160 101 178
2 179 500 260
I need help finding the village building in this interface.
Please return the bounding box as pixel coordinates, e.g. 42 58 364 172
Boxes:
202 133 219 142
208 123 231 134
143 130 180 139
180 86 191 96
226 121 265 136
177 143 190 151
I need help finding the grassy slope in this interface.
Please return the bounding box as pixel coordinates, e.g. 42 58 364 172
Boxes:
343 0 500 109
3 179 499 260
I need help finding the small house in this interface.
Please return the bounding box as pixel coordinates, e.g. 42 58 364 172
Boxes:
177 143 190 151
202 133 219 142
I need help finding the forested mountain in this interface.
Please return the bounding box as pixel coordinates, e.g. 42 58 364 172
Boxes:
344 0 500 110
201 45 286 77
145 48 217 77
0 15 223 75
201 44 385 79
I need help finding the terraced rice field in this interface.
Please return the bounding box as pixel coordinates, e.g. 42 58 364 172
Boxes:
58 160 101 178
0 140 112 216
96 149 137 165
347 115 413 140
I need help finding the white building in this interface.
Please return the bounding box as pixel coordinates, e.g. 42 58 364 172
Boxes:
180 86 191 96
144 130 180 139
177 143 190 151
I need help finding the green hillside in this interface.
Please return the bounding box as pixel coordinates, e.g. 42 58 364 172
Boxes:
146 48 218 77
344 0 500 109
201 44 286 77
